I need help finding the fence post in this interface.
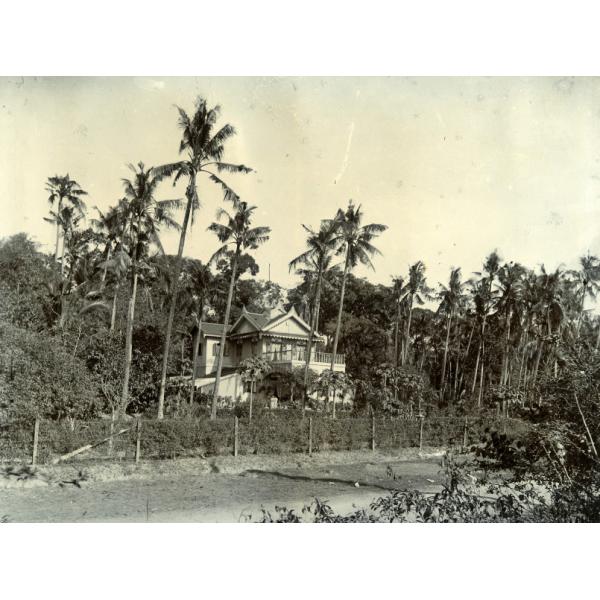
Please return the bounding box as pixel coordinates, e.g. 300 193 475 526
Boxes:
234 416 239 457
419 414 425 452
135 418 142 464
308 416 313 456
371 412 376 452
32 416 40 467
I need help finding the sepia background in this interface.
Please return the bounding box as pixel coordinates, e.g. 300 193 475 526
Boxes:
2 76 600 302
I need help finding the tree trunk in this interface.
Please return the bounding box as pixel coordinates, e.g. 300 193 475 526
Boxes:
54 197 62 266
249 379 254 423
303 270 323 415
211 251 239 419
110 284 119 332
332 386 337 419
100 244 111 291
330 253 350 372
440 312 452 395
157 181 195 420
402 297 414 366
189 313 203 405
393 296 401 403
120 268 138 416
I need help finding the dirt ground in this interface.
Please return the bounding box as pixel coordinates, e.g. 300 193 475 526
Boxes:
0 448 447 522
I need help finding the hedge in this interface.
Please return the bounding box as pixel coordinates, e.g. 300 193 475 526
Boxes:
0 413 529 464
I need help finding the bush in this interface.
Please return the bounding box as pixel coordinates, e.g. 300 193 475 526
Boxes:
0 413 529 464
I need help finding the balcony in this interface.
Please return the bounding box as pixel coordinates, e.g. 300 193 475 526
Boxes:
261 348 345 366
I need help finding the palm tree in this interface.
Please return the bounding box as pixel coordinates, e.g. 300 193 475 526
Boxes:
208 200 271 419
289 221 339 413
90 204 126 291
118 163 181 416
154 97 252 420
178 260 217 405
567 253 600 339
45 174 88 274
326 201 387 374
239 356 271 422
470 250 501 405
437 267 466 397
495 262 526 386
400 261 431 366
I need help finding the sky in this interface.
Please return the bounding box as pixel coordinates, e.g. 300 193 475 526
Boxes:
2 76 600 298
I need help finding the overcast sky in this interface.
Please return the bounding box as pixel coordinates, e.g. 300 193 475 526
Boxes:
2 76 600 297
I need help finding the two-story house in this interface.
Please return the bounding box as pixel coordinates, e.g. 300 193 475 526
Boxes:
192 305 345 402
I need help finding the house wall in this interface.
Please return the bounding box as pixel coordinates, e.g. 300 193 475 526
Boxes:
197 336 235 376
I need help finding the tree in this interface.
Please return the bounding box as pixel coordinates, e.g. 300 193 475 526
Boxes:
289 220 339 413
314 370 353 418
239 356 271 422
155 97 252 420
326 201 387 375
470 250 502 405
2 323 98 424
208 200 271 418
437 267 466 398
45 174 88 275
178 260 217 405
399 261 431 366
118 163 181 416
567 253 600 340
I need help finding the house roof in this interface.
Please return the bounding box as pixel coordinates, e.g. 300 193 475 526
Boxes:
200 322 232 337
201 306 326 342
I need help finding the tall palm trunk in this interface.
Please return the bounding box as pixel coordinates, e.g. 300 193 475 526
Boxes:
302 270 323 414
100 244 112 291
393 297 401 402
330 253 350 372
212 251 239 419
501 309 512 386
157 184 194 420
402 297 414 366
440 311 452 395
110 283 119 331
248 379 254 423
54 197 63 266
189 312 203 405
120 243 139 417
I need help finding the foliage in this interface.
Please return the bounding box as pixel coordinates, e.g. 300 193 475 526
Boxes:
0 323 98 422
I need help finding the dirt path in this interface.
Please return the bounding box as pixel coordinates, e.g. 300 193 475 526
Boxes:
0 452 446 522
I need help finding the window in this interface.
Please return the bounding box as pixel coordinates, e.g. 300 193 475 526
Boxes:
213 342 230 357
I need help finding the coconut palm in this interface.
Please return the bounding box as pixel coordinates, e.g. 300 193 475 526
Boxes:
178 260 218 405
208 200 271 419
289 221 340 412
155 97 252 420
90 204 127 290
495 262 526 386
567 253 600 339
437 267 467 397
45 175 88 274
399 261 432 366
118 163 181 415
326 202 387 374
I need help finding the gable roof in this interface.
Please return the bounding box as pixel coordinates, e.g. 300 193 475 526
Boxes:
203 306 325 342
262 306 312 335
